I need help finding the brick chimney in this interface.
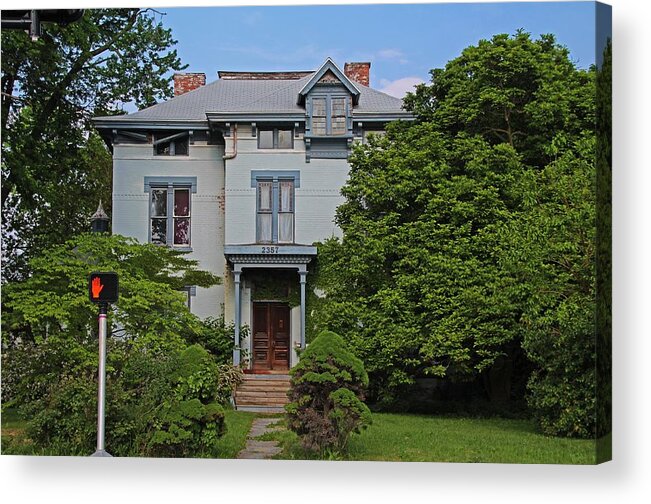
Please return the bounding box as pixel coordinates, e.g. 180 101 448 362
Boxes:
173 72 206 96
344 62 371 87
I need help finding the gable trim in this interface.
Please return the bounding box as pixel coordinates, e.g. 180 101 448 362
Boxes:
297 58 360 106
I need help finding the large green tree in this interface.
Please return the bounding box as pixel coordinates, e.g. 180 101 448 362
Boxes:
313 32 600 436
1 9 186 280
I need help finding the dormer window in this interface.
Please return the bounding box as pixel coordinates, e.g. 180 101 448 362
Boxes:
308 96 350 136
312 98 327 135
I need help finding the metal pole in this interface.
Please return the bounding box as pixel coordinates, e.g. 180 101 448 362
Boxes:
91 302 112 457
233 269 241 366
299 270 307 350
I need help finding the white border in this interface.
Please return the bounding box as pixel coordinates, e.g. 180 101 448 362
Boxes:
2 1 650 502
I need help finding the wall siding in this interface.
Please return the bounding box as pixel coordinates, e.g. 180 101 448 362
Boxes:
112 142 226 320
112 124 382 367
225 135 348 245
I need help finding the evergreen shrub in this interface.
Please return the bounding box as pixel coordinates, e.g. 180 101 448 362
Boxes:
286 330 372 454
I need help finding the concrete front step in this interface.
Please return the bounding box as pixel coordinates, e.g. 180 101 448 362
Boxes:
237 390 289 398
236 373 292 411
237 384 290 392
237 398 289 406
242 373 291 380
237 405 286 414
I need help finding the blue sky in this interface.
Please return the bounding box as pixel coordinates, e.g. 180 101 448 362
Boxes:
158 1 599 98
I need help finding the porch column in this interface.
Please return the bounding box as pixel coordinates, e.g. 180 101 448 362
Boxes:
299 268 307 350
233 267 242 366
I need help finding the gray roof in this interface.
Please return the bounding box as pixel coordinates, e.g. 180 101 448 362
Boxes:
94 71 408 125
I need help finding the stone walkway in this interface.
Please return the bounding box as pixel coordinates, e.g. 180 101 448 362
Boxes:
237 417 284 459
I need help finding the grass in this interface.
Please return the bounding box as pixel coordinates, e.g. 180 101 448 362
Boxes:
3 408 599 464
212 409 256 458
1 408 36 455
267 413 598 464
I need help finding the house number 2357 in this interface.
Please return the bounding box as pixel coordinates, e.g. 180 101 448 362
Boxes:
261 246 279 254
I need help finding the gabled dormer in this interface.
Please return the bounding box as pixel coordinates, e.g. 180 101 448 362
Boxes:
298 58 363 162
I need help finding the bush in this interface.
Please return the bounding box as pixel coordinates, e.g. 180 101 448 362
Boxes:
189 315 249 365
1 233 230 456
145 345 227 458
4 337 228 457
286 330 372 454
215 364 244 405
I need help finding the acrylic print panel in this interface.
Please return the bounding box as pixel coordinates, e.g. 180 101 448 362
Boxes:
0 1 611 465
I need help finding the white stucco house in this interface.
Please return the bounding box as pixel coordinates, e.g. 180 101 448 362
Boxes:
93 58 411 375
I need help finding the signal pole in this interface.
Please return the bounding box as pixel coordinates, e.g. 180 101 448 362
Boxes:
88 271 118 457
91 301 111 457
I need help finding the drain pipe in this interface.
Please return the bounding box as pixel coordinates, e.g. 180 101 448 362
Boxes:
223 123 238 160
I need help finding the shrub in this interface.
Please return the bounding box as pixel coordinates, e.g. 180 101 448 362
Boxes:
189 315 249 365
4 337 227 457
286 330 371 454
215 364 244 405
1 233 229 456
146 345 227 457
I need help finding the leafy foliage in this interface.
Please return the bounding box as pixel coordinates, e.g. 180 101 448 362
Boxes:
498 135 597 437
0 233 235 456
312 122 526 405
1 8 186 279
403 30 594 167
595 39 612 439
311 32 601 437
189 315 249 366
286 330 371 454
1 233 219 351
5 340 227 457
146 345 226 457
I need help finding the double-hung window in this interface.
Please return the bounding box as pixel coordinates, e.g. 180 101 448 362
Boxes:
312 98 327 136
256 181 273 242
278 180 294 243
147 177 196 248
310 95 350 136
255 176 296 244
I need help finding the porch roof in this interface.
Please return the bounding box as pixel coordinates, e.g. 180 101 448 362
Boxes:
224 244 317 270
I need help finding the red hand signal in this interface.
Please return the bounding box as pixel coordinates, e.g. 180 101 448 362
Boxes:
91 276 104 299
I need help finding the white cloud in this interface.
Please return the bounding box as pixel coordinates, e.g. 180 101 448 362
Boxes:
377 48 404 59
378 76 425 98
377 48 408 64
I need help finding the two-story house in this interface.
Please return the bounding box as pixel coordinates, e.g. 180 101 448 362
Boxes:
93 58 411 377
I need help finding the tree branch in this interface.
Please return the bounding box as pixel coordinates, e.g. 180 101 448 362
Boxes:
32 9 144 138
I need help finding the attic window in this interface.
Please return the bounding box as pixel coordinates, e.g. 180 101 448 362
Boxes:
258 127 293 149
331 98 347 135
312 98 327 135
153 131 189 156
308 95 350 136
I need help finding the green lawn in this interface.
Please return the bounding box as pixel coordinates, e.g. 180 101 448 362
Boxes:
269 413 597 464
212 409 256 459
3 408 598 463
1 408 36 455
1 407 256 458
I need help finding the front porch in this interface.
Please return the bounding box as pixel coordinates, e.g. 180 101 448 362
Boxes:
224 244 317 371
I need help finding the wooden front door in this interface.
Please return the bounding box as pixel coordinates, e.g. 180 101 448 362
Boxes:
252 302 290 371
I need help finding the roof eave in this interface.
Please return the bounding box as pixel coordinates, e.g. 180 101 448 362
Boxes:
92 118 210 130
352 111 415 121
206 111 306 123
